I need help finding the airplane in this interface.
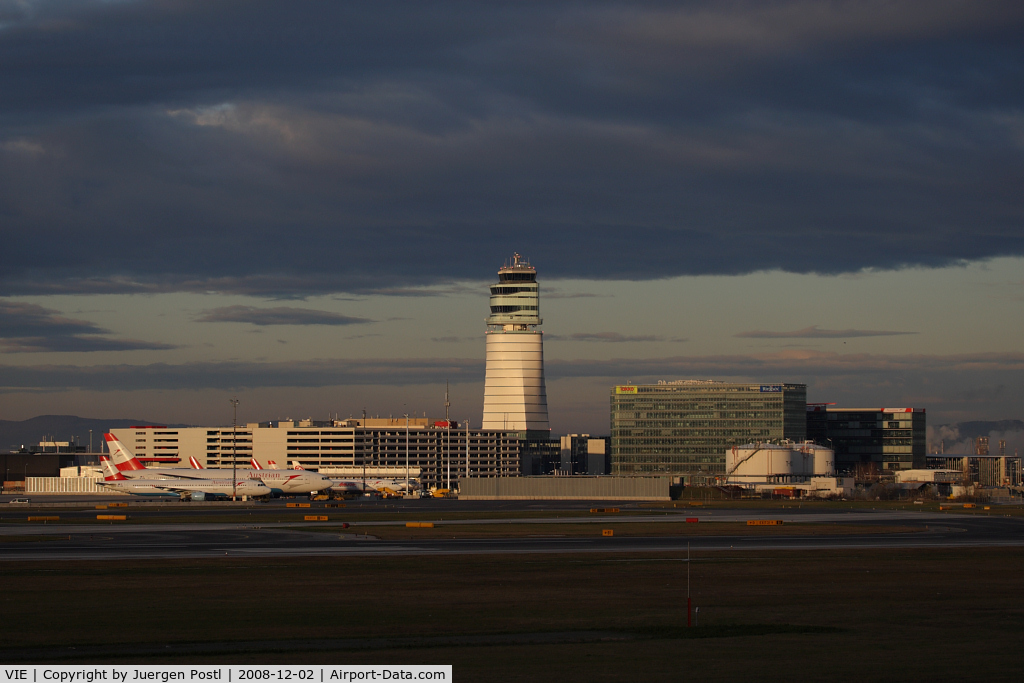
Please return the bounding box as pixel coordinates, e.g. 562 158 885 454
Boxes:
104 433 334 496
98 455 271 500
288 462 416 495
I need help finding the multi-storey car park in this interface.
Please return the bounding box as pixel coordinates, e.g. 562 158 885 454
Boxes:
112 419 523 490
610 380 807 485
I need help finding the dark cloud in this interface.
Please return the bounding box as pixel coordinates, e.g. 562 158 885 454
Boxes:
546 350 1024 380
195 305 372 326
0 357 484 391
546 332 686 343
0 301 176 353
0 336 177 354
1 1 1023 296
544 292 611 300
2 350 1022 391
0 301 105 337
735 326 916 339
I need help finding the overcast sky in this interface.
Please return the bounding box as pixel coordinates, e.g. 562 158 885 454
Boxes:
1 1 1022 435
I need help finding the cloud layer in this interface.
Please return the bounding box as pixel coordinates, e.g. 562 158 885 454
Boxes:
2 349 1021 390
195 305 372 326
735 326 916 339
0 302 176 353
1 1 1022 296
546 332 686 343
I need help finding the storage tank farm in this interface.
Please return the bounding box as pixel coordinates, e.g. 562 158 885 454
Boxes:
727 441 835 485
481 253 550 432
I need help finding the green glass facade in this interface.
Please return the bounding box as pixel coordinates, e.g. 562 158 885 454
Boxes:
610 382 807 484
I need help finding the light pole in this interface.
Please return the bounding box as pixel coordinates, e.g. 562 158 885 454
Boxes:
444 382 450 491
89 429 93 454
404 411 410 497
229 397 239 502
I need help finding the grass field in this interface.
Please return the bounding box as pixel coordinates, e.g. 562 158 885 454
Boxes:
2 547 1022 681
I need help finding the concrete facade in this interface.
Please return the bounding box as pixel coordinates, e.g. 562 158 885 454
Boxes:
112 419 524 488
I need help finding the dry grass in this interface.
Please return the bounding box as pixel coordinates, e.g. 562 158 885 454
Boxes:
2 547 1023 681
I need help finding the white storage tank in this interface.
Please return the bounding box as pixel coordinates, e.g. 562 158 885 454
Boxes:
729 443 798 481
727 441 831 483
811 444 834 476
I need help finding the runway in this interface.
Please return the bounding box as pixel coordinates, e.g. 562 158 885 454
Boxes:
2 510 1021 560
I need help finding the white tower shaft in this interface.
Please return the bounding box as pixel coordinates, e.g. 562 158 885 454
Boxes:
481 253 549 431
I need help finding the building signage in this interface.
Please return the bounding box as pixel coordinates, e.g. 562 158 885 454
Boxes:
759 385 782 393
616 386 637 394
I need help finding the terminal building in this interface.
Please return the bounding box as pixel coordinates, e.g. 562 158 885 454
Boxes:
806 406 926 476
610 380 807 484
111 418 523 489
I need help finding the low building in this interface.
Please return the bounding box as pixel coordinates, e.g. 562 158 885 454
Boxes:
558 434 610 475
926 454 1022 487
518 432 561 476
749 478 855 498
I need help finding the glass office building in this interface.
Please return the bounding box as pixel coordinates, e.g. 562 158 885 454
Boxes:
610 381 807 484
806 407 926 476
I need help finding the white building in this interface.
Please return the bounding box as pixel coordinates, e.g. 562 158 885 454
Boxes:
481 253 550 432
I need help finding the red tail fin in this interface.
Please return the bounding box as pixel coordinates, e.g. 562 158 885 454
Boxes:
250 457 263 470
99 455 128 481
105 433 146 471
189 456 204 469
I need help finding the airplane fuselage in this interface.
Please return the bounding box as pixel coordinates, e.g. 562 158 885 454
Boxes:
99 478 271 497
118 468 332 494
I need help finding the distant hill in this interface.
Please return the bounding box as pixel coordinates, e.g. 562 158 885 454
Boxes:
0 415 192 452
943 420 1024 439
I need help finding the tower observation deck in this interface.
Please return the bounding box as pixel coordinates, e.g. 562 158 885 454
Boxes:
481 253 550 431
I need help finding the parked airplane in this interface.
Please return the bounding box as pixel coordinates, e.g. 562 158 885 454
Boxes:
288 462 415 495
104 433 334 495
98 455 271 499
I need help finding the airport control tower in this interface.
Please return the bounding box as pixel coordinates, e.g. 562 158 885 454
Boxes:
481 253 550 431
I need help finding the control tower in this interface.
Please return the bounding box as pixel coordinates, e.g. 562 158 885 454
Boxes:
481 253 550 431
